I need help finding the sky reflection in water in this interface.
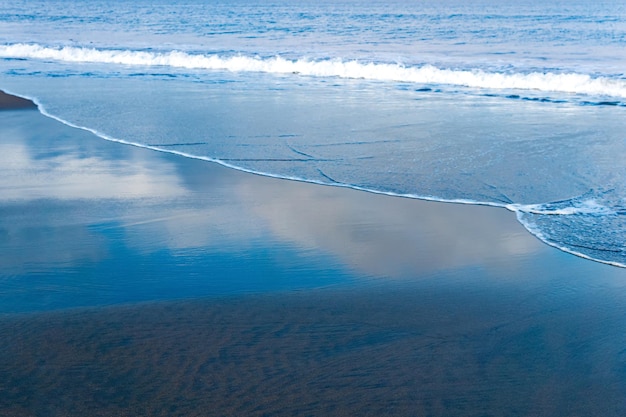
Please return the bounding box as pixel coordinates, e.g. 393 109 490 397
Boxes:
1 109 623 313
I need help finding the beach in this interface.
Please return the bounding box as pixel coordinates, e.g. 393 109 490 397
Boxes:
2 93 626 416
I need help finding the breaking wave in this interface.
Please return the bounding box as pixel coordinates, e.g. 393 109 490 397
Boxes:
2 43 626 99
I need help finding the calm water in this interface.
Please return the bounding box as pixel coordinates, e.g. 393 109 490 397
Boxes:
1 0 625 266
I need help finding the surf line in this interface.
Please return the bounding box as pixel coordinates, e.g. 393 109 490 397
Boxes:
2 43 626 99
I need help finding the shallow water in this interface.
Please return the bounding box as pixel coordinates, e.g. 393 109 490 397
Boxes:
1 0 625 266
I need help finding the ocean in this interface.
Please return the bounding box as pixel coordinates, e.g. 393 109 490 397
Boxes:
1 0 625 267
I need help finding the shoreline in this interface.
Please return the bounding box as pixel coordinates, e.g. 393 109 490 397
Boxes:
2 91 626 415
1 89 625 312
2 89 622 269
0 97 558 312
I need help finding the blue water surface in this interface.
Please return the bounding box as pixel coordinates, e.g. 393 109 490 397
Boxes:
1 0 625 266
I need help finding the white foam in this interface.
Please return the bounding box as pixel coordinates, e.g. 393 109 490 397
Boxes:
515 211 626 269
509 199 617 216
3 43 626 99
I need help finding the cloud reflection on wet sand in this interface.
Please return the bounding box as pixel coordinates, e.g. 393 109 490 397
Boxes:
1 109 543 282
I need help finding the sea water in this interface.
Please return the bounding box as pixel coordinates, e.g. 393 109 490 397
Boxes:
1 0 624 267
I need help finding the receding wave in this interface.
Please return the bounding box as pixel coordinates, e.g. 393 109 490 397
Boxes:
510 198 617 217
2 43 626 99
511 193 626 268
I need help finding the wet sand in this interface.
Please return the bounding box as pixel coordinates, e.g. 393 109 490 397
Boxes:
1 93 626 416
3 285 626 417
0 90 37 110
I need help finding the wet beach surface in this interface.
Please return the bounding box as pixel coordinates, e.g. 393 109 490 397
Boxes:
1 96 626 416
3 280 626 417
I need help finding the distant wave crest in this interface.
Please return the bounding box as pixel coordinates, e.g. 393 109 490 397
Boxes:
2 43 626 99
